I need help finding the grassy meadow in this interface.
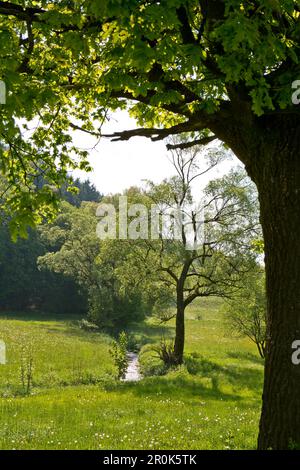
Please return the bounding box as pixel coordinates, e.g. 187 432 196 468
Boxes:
0 299 264 450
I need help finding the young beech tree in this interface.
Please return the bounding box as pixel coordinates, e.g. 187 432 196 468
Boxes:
1 0 300 449
101 148 260 366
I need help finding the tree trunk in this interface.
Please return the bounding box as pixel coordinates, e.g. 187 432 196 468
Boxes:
254 136 300 449
173 291 185 365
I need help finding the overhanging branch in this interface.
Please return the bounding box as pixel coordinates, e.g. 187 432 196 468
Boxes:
0 1 44 21
0 1 106 32
101 116 213 142
166 135 216 150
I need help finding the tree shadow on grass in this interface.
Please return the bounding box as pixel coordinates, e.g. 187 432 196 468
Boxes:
58 318 173 346
226 351 264 366
106 354 263 403
0 312 112 347
106 373 243 403
128 319 174 345
185 356 263 395
0 311 80 323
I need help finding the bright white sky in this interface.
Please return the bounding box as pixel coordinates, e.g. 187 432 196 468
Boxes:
71 110 238 196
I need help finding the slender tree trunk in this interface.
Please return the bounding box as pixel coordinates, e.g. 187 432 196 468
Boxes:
254 138 300 449
173 290 185 365
256 341 265 360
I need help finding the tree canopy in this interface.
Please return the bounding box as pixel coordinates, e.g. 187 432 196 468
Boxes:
1 0 299 234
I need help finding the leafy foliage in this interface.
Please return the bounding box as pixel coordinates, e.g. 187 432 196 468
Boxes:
109 331 129 380
0 0 299 231
224 271 267 359
38 201 149 329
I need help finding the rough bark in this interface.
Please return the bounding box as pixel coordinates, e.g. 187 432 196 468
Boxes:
255 131 300 449
212 110 300 449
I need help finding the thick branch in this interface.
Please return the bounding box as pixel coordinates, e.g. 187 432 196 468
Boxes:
0 1 106 33
109 89 192 117
18 19 35 73
166 135 216 150
102 116 212 142
176 5 197 44
0 1 44 21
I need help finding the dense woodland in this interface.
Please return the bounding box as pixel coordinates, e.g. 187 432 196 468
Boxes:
0 178 101 313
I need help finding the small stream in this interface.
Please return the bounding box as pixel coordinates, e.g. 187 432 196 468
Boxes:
123 352 141 382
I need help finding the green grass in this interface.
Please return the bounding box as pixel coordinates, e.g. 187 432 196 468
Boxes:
0 300 264 450
0 313 114 394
